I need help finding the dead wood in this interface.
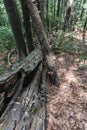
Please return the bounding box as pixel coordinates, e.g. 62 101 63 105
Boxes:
0 48 43 121
0 93 5 112
30 67 47 130
0 48 43 93
53 47 83 56
7 49 17 66
0 71 25 121
0 64 42 130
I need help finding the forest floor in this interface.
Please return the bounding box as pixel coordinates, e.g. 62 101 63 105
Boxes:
46 52 87 130
0 48 18 75
0 31 87 130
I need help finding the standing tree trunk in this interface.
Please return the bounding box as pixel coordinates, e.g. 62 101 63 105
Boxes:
57 0 61 17
63 0 73 31
83 17 87 43
3 0 27 59
25 0 50 56
53 0 56 17
37 0 49 30
80 0 86 20
46 0 49 31
25 0 58 86
39 0 47 24
21 0 34 53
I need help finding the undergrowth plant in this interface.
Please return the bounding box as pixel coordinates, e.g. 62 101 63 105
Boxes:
0 26 15 52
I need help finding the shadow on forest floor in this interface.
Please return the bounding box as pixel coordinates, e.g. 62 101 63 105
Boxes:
46 50 87 130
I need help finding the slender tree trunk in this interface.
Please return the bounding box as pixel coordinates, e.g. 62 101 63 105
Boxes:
46 0 49 31
80 0 86 20
54 0 56 17
63 0 73 31
60 0 64 21
3 0 27 59
21 0 34 53
83 17 87 43
57 0 61 17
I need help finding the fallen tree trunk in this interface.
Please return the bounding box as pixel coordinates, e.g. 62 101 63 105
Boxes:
0 64 46 130
0 48 43 93
30 67 46 130
0 48 43 119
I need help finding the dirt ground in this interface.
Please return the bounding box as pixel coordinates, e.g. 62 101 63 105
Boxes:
0 43 87 130
46 53 87 130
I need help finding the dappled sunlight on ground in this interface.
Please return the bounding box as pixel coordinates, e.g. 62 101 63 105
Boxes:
64 70 78 83
46 53 87 130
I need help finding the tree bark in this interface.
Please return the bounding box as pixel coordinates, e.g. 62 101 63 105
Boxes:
63 0 73 31
0 64 46 130
25 0 58 86
3 0 27 59
46 0 49 31
0 48 43 93
80 0 86 20
57 0 61 17
0 48 43 120
83 17 87 43
21 0 34 53
25 0 50 56
39 0 47 24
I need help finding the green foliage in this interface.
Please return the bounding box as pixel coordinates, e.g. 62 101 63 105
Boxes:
0 26 15 51
47 0 87 31
53 30 65 47
53 30 65 49
78 64 87 70
0 0 9 26
0 0 15 52
78 53 87 61
53 30 81 54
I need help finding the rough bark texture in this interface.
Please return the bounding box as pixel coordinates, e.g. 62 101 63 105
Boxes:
3 0 27 58
0 65 46 130
0 1 58 129
21 0 34 53
30 68 46 130
83 17 87 43
63 0 73 31
25 0 50 56
39 0 47 23
0 48 42 93
0 48 43 121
